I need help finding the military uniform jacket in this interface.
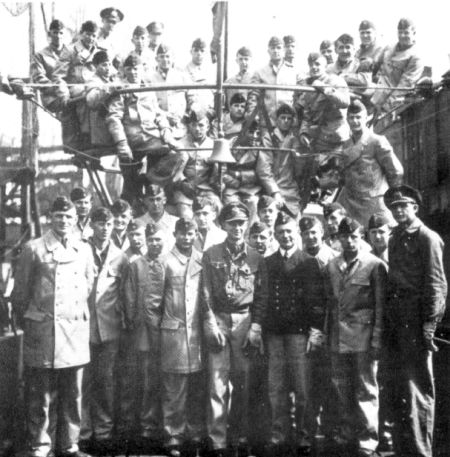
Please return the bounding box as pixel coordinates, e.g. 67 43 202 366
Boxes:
194 225 227 253
184 61 214 109
356 41 384 75
11 231 94 368
225 70 254 109
89 241 128 344
137 211 178 255
326 250 387 353
161 247 203 374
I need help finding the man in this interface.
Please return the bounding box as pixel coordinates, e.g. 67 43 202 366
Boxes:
160 219 204 456
372 18 424 111
137 184 178 254
320 40 335 65
11 197 94 457
109 199 132 251
71 187 93 241
125 219 148 261
147 22 165 58
356 20 384 76
323 202 347 252
97 7 124 69
201 202 268 457
337 99 403 226
192 195 226 252
223 93 246 139
367 212 391 264
264 212 321 455
283 35 297 68
384 185 447 457
225 47 253 110
257 195 279 232
81 207 128 454
248 221 275 257
326 217 387 457
127 26 153 78
248 36 297 126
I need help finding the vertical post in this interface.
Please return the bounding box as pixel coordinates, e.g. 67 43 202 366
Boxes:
223 2 228 82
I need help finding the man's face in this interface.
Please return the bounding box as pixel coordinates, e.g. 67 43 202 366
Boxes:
81 30 97 49
326 210 344 235
156 51 172 71
284 43 296 61
96 60 112 79
275 221 297 251
124 64 143 84
230 102 246 121
398 27 415 48
146 231 165 257
276 114 294 133
102 16 119 33
223 219 248 243
390 202 418 225
175 228 197 252
368 225 390 254
249 230 272 255
268 45 283 63
309 57 327 78
360 28 376 46
339 230 362 255
189 118 209 141
91 218 114 243
149 32 162 48
128 227 146 251
258 204 278 228
113 210 132 232
51 208 77 237
132 33 149 53
236 54 250 73
301 224 324 252
194 205 216 231
320 46 335 64
191 47 205 65
347 111 367 133
145 192 166 216
245 128 260 147
73 197 92 218
336 41 355 64
49 28 64 48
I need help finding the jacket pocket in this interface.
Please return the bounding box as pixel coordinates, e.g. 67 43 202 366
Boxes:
24 310 47 321
161 319 181 330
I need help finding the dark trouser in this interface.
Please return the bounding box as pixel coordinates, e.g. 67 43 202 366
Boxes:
377 350 394 445
81 340 119 441
25 366 83 457
330 352 379 452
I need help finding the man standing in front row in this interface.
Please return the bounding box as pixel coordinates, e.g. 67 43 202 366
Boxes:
201 202 268 457
12 197 94 457
384 185 447 457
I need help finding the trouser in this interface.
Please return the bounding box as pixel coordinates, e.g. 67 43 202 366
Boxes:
377 350 394 444
266 333 309 445
206 312 251 450
162 371 205 445
25 366 83 457
330 352 379 452
80 340 119 441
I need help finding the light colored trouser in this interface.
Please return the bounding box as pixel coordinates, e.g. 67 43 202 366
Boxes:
26 366 83 457
80 340 119 441
330 352 379 452
162 371 205 445
266 333 309 445
206 312 251 450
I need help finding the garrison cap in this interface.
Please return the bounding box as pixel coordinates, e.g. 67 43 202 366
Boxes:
347 99 367 114
90 206 113 222
338 217 362 235
111 198 131 215
51 196 74 213
299 215 322 232
192 195 218 213
230 93 246 105
276 104 295 118
132 25 148 37
147 21 164 34
81 20 98 34
184 104 209 123
70 187 91 202
220 202 249 223
191 38 207 50
100 7 124 22
384 185 422 208
308 52 326 65
49 19 65 31
257 195 277 211
247 119 260 132
359 20 376 30
398 17 415 30
320 39 333 50
175 217 198 233
145 222 162 237
123 54 142 67
127 218 146 232
335 33 354 46
249 221 271 236
268 36 283 48
323 202 346 218
156 43 172 55
237 46 252 57
144 183 165 197
275 211 295 228
283 35 296 45
368 212 391 230
92 50 110 66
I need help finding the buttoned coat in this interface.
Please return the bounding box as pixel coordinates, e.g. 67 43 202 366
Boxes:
11 231 94 368
160 247 203 373
194 225 227 253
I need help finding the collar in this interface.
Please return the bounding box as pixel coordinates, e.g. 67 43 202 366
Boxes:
336 251 362 274
400 217 423 234
172 246 190 264
225 240 247 260
279 245 297 259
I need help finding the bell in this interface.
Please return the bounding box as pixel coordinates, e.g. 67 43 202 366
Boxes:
209 138 236 164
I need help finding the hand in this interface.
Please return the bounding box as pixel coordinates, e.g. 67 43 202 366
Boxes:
299 134 311 149
423 321 438 352
358 57 374 73
272 192 285 209
204 318 226 352
243 323 264 355
115 139 132 159
306 328 325 352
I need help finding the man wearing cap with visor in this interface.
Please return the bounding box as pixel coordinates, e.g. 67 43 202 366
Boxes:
97 7 124 70
201 202 268 457
384 185 447 457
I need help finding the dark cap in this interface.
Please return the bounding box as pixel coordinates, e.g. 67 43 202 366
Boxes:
335 33 354 46
81 20 98 34
398 17 415 30
132 25 148 37
191 38 207 50
144 183 165 197
145 222 161 237
111 198 131 215
368 212 391 230
268 36 283 48
70 187 91 202
230 93 246 106
49 19 65 31
299 215 322 232
247 119 259 133
347 99 367 114
308 52 326 65
100 7 124 22
192 195 218 213
184 104 209 123
90 206 113 222
220 202 249 223
320 39 333 50
384 185 422 208
257 195 277 211
175 217 198 233
51 196 75 213
123 54 142 68
249 221 271 236
237 46 252 57
147 21 164 34
156 43 171 55
127 219 146 232
359 20 376 30
92 50 110 66
338 217 362 235
283 35 296 45
276 104 295 118
323 202 346 218
274 211 295 228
